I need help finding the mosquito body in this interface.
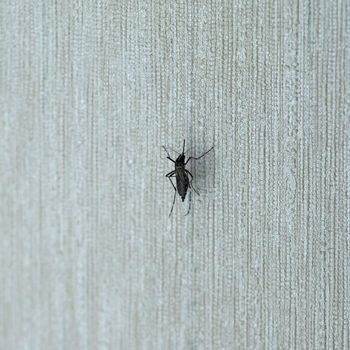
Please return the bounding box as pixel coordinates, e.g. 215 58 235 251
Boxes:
163 140 214 216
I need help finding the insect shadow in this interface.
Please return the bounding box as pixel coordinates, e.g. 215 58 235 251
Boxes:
163 140 214 216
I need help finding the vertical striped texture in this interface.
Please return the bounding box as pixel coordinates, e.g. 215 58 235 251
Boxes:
1 1 349 349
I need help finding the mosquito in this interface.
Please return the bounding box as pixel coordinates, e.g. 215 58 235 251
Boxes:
163 140 214 216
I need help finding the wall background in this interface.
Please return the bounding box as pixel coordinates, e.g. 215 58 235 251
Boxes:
1 1 349 349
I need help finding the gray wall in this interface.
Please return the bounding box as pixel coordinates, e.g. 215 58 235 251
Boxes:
1 1 349 349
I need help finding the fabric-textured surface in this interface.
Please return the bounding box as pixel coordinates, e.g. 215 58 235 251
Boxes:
1 1 349 349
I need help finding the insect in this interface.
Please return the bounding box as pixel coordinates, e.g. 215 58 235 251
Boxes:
163 140 214 216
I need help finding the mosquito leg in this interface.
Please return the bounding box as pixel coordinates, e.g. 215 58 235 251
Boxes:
166 171 177 216
185 146 214 165
185 191 192 216
190 182 200 196
169 189 176 216
162 146 176 162
166 176 176 191
166 170 175 177
185 169 193 179
185 169 200 195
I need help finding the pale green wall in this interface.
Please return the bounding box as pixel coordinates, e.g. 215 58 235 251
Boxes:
1 1 349 349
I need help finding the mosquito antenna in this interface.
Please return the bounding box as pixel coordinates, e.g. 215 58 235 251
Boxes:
184 146 193 154
162 145 182 157
169 147 180 155
182 140 185 154
162 146 172 158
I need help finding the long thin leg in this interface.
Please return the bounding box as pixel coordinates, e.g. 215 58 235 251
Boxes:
167 176 176 191
169 189 176 216
189 181 200 196
165 170 177 215
182 140 185 154
185 169 193 179
185 190 192 216
166 170 175 177
185 169 200 195
162 146 175 163
185 146 214 165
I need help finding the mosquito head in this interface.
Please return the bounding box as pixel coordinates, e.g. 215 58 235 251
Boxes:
175 153 185 164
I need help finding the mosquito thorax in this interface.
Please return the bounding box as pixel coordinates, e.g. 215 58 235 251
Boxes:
175 154 185 165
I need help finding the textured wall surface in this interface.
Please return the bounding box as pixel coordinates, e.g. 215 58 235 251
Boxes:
1 1 349 349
